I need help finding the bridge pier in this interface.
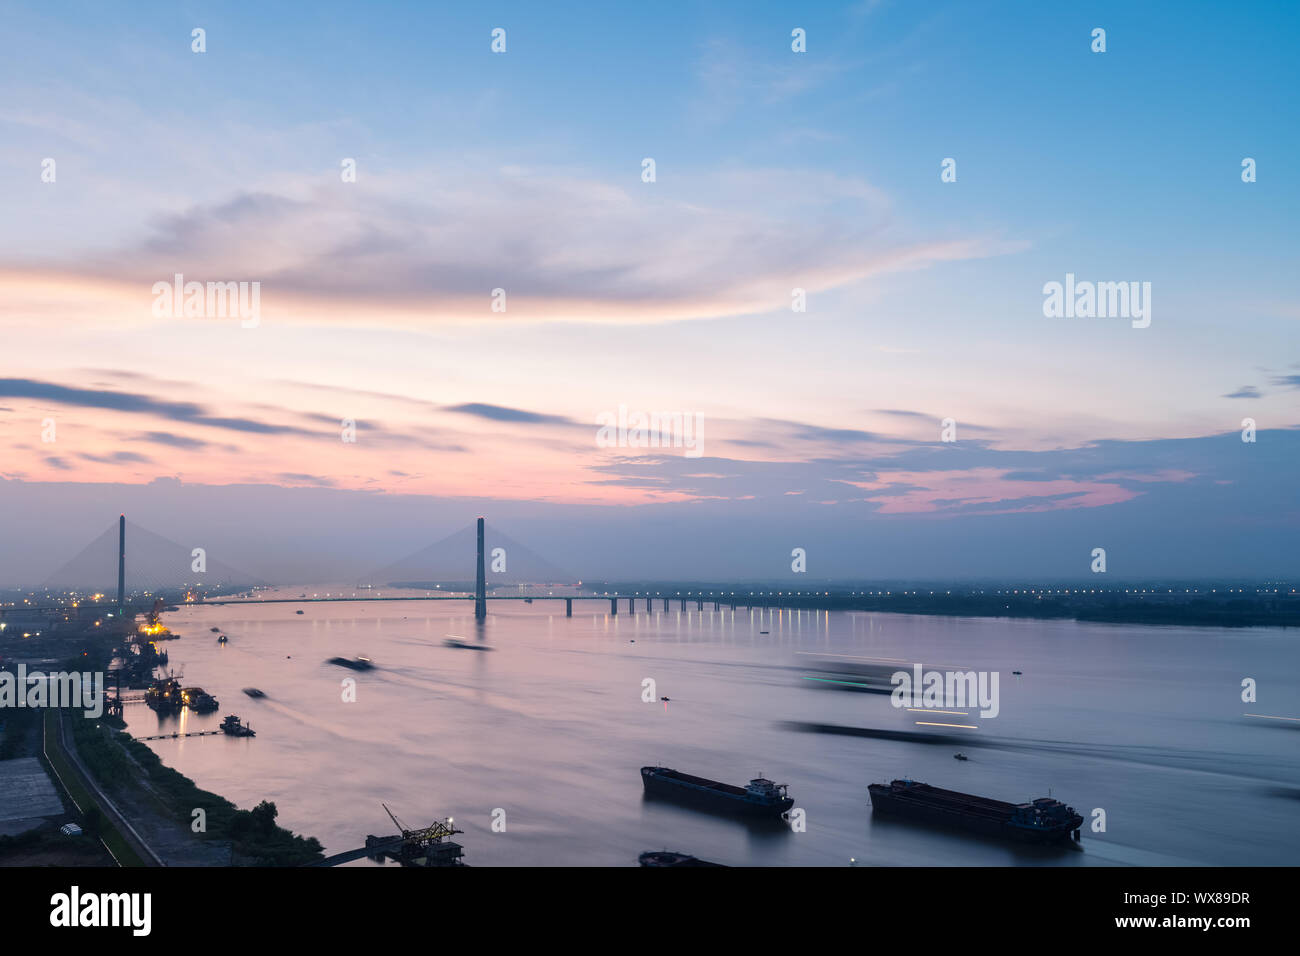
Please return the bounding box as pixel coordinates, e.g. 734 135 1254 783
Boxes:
565 598 572 617
680 599 686 611
610 597 618 615
662 598 668 611
628 597 635 613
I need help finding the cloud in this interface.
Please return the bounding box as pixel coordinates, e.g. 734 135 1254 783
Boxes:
0 378 318 436
582 428 1295 515
128 431 215 450
1 167 1024 328
78 451 153 464
276 473 336 487
444 403 573 426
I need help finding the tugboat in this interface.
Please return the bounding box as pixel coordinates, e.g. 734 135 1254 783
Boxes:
868 778 1083 845
638 850 726 867
640 766 793 819
327 656 375 671
219 715 255 737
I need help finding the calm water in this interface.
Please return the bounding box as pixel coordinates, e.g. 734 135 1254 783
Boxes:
125 599 1300 866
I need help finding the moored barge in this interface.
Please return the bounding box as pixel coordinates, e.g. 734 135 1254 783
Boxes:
641 766 793 819
868 778 1083 844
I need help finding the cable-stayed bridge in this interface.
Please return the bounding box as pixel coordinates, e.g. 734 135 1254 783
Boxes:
9 515 770 619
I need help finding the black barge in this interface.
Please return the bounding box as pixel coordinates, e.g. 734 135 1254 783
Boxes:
868 778 1083 844
641 766 793 819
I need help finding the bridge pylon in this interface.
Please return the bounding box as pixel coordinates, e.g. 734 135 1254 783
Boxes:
474 517 487 620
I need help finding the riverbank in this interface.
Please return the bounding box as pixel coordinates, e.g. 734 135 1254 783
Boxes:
69 711 323 866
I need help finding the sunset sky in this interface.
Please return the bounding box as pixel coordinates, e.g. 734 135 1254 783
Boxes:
1 1 1297 582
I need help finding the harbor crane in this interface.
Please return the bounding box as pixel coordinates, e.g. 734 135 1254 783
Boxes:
365 804 466 866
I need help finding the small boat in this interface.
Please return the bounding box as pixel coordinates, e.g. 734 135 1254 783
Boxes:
443 638 491 651
1012 670 1023 675
759 630 769 634
327 656 375 671
296 609 305 615
220 715 255 737
660 696 671 702
217 634 228 644
953 753 968 761
209 627 220 633
242 687 265 698
638 850 726 867
524 598 533 604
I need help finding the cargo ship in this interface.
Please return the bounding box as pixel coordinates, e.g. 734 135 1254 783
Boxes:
640 766 793 819
868 778 1083 844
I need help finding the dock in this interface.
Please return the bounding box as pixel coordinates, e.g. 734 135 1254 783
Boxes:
131 730 227 741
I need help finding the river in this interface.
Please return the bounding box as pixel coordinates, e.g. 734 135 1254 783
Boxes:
126 597 1299 866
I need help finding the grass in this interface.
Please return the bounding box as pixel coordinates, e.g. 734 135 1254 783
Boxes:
41 709 147 867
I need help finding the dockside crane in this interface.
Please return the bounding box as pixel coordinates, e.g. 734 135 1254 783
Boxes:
381 803 463 858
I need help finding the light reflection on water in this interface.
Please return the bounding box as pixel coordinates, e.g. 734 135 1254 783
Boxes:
125 601 1300 866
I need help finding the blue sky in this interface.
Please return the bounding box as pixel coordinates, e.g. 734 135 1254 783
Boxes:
0 1 1297 582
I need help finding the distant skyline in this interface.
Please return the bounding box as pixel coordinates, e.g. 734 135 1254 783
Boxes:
1 1 1297 582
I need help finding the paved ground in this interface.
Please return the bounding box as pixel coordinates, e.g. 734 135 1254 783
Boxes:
0 757 63 831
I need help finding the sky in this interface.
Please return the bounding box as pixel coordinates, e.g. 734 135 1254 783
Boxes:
1 1 1297 584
